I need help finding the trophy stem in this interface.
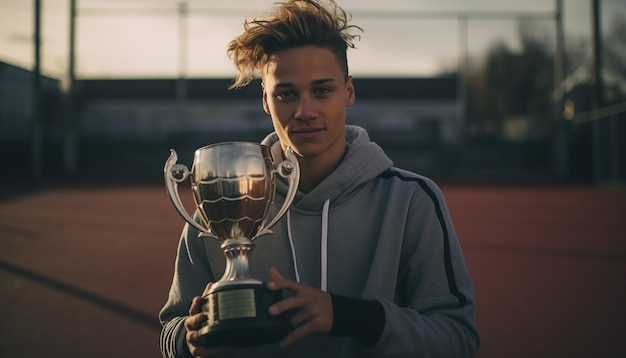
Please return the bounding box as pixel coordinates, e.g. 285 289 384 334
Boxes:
200 236 288 347
217 238 258 287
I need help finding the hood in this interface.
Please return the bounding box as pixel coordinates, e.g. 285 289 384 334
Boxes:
261 125 393 211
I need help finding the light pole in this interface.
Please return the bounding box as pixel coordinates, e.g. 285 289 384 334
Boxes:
65 0 78 175
32 0 43 177
177 1 188 122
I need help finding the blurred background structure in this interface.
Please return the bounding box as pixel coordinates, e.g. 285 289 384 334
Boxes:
0 0 624 184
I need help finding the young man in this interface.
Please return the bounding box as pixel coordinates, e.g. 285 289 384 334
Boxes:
160 1 480 357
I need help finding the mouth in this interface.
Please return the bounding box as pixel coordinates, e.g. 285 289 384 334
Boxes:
291 126 325 134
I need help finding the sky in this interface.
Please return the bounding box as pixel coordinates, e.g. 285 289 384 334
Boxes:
0 0 624 88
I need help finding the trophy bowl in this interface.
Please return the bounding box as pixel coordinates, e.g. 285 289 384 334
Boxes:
164 142 299 347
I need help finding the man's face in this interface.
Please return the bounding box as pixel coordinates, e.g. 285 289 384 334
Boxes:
262 46 355 165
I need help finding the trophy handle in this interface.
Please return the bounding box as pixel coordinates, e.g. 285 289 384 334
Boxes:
164 149 211 235
255 146 300 238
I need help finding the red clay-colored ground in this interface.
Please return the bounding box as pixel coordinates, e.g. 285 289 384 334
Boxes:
1 180 624 357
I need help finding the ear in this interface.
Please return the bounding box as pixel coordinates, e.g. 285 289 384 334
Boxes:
345 76 355 107
262 83 271 114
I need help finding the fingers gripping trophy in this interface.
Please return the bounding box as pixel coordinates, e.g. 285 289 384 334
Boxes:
164 142 300 347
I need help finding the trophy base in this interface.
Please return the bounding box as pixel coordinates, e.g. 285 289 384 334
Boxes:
198 283 289 348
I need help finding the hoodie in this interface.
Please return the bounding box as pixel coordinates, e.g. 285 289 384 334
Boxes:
159 125 480 357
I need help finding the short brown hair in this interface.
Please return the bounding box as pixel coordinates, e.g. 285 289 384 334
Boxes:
227 0 361 89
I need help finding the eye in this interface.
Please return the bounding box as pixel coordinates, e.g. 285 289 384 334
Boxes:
275 90 297 101
314 87 331 96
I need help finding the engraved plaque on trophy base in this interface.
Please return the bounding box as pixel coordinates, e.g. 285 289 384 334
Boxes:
199 283 288 347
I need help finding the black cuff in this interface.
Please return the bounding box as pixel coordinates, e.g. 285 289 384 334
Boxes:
329 294 385 347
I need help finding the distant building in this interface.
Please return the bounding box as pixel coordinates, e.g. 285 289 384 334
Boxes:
75 77 461 148
0 61 61 140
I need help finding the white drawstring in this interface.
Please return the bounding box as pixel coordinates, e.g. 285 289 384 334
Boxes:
320 199 330 292
286 209 301 283
286 199 331 291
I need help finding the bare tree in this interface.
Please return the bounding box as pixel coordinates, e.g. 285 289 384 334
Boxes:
463 19 589 141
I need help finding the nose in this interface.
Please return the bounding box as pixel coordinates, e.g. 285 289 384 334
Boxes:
295 94 317 121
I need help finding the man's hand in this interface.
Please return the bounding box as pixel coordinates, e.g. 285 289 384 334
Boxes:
266 267 333 347
184 283 234 358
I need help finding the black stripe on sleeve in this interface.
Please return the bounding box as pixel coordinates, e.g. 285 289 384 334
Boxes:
380 170 468 307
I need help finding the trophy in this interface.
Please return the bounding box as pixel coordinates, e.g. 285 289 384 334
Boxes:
164 142 300 347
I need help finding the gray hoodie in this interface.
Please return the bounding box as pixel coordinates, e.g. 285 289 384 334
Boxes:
160 125 479 357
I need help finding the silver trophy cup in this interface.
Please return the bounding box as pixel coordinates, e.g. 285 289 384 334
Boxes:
164 142 299 347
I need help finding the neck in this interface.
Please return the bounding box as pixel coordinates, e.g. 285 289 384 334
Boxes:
297 160 331 193
295 146 346 194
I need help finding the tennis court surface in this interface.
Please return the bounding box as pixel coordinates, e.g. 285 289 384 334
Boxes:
1 179 624 357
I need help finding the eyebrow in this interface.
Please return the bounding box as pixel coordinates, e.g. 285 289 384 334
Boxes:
274 78 336 88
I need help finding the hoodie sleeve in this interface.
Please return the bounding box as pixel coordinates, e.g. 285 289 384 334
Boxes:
159 221 214 358
369 177 480 357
